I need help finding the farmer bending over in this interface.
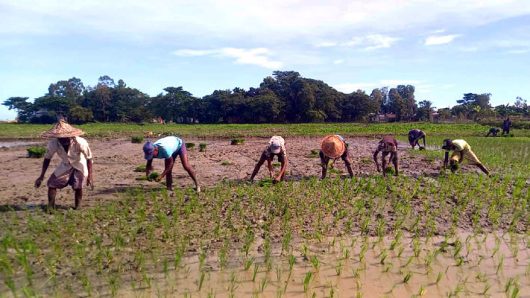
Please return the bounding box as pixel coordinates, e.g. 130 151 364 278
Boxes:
249 136 288 184
441 139 490 175
319 135 354 179
373 135 399 176
408 129 426 150
35 119 93 210
143 136 200 192
485 127 500 137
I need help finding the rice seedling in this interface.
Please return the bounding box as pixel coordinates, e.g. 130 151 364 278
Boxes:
303 271 313 293
185 143 195 150
26 146 46 158
131 135 144 143
199 143 207 152
230 138 244 145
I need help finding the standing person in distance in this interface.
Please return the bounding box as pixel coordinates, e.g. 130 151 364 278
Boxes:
502 117 512 136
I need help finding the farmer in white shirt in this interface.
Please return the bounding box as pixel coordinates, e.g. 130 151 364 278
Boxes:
249 136 288 184
35 120 93 210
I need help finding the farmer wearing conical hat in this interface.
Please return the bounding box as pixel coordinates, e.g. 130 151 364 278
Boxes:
143 136 200 192
319 135 354 179
408 129 426 150
35 119 93 210
249 136 288 184
373 135 399 176
441 139 490 175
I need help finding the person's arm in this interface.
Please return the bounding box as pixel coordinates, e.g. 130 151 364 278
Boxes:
145 159 153 177
274 155 288 183
35 158 51 187
373 149 381 172
87 159 93 187
267 158 273 178
443 151 449 168
156 158 174 181
319 151 328 179
249 152 267 181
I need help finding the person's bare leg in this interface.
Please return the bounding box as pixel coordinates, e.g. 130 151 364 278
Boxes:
382 152 388 176
180 151 199 189
477 164 490 176
48 188 57 211
74 189 83 209
392 152 399 176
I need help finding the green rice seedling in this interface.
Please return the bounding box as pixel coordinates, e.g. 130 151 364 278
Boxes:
147 172 160 181
134 164 145 173
482 283 491 295
417 285 426 296
310 255 320 271
244 257 254 271
221 160 233 166
335 260 343 276
131 135 144 143
228 272 238 295
403 271 412 283
199 143 207 152
260 277 269 293
303 271 313 293
230 138 245 145
252 263 259 282
218 239 229 270
26 145 46 158
434 272 443 285
308 149 320 158
185 142 195 150
496 254 504 275
198 271 206 291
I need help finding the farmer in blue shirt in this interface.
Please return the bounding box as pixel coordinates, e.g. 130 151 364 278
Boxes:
143 136 200 192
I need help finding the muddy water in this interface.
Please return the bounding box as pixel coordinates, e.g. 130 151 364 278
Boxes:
114 232 529 297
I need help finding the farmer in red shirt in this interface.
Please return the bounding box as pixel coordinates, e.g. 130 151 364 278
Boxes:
373 135 399 176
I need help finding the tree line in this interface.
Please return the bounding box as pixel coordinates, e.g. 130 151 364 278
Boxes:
3 71 528 124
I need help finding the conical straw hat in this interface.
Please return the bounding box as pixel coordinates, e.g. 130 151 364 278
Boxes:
41 119 85 138
321 135 345 158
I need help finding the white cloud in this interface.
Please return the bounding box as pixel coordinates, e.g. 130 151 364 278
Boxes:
333 59 345 65
173 47 282 69
2 0 530 44
506 49 529 54
344 34 400 50
424 34 461 46
333 79 422 93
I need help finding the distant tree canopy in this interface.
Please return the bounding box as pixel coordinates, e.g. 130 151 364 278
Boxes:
3 72 528 124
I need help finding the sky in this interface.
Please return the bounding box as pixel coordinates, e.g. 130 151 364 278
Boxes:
1 0 530 120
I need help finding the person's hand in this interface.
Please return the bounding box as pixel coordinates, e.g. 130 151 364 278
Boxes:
35 176 44 188
195 185 201 193
155 176 163 182
87 175 93 187
273 177 280 184
376 166 381 172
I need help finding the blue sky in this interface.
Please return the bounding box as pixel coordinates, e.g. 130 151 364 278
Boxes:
1 0 530 120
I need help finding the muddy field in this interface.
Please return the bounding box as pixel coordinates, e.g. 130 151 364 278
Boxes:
0 137 446 209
